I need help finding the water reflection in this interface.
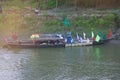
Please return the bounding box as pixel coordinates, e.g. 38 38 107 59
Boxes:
95 47 100 61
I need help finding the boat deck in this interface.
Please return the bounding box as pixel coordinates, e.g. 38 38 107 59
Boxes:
65 42 93 47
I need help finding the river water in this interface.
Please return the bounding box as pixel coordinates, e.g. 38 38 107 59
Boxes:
0 44 120 80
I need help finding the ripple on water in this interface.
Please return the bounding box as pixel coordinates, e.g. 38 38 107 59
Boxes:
0 48 33 80
0 47 120 80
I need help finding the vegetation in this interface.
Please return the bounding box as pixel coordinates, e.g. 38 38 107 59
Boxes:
0 0 120 39
42 13 119 36
1 0 120 9
38 0 120 9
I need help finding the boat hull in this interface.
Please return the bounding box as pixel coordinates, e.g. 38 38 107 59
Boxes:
6 43 65 48
93 39 110 45
4 38 65 48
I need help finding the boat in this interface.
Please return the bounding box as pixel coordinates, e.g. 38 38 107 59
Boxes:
65 40 93 47
4 39 65 48
92 39 110 45
92 28 113 45
92 32 112 45
4 34 65 48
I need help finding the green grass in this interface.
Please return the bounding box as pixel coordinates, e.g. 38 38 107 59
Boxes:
0 0 119 38
41 14 117 37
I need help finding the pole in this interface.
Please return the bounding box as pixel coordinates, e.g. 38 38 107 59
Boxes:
56 0 58 9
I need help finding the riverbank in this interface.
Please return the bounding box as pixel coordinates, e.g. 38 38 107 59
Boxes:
0 2 120 46
109 40 120 44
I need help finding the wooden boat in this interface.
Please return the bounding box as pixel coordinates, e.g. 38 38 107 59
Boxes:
4 38 65 48
93 39 110 45
93 28 113 45
6 39 65 48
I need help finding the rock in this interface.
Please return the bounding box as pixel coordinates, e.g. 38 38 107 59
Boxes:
109 40 120 44
113 28 120 40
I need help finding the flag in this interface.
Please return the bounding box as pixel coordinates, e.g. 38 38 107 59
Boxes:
64 17 70 27
95 35 101 42
76 33 79 40
103 34 107 40
80 37 83 43
109 28 113 36
83 32 86 39
107 28 113 39
91 31 94 38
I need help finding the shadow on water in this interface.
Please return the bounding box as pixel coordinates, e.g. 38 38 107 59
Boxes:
0 44 120 80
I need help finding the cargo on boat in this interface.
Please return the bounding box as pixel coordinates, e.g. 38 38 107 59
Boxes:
4 34 65 48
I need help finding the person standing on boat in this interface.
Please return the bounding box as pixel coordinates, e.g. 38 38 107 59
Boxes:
11 32 18 40
30 33 40 44
66 30 73 44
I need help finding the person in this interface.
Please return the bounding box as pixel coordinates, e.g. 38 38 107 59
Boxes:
66 30 72 43
11 32 17 40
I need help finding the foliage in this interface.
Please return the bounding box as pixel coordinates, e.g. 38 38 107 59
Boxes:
40 0 56 9
98 18 105 25
44 20 59 26
2 0 120 9
106 13 115 27
39 0 120 9
42 14 116 36
25 16 38 31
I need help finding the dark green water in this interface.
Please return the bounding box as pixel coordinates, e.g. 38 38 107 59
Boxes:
0 44 120 80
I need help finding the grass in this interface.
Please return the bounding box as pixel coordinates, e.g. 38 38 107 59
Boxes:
0 0 119 39
41 14 116 37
